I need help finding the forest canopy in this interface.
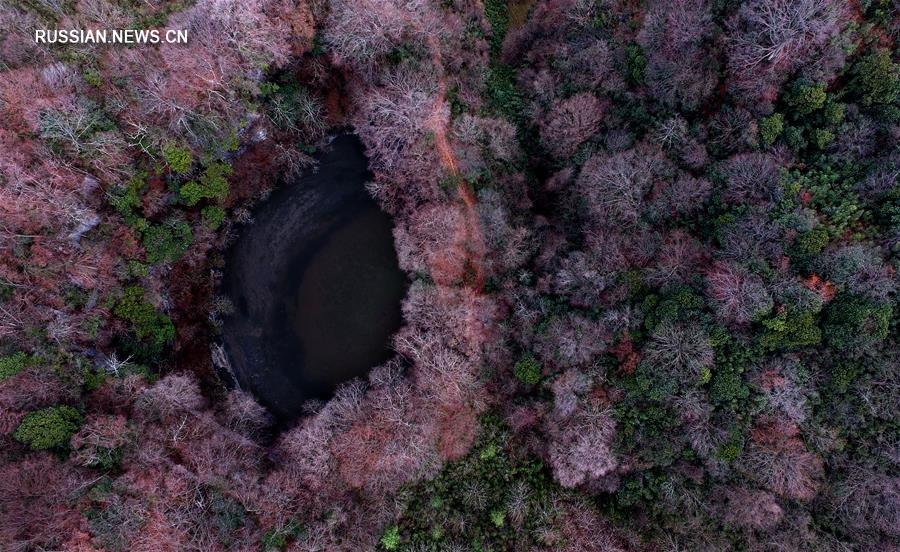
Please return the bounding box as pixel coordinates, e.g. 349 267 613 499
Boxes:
0 0 898 551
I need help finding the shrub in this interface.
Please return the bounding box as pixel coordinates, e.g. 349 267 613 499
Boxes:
822 101 845 125
108 173 146 217
643 287 705 331
716 426 746 462
0 282 12 302
113 286 175 352
485 64 523 123
625 43 647 85
0 351 29 381
142 219 193 264
161 142 193 174
208 489 247 546
710 363 750 405
179 162 232 206
851 49 899 106
14 405 83 450
758 113 784 145
127 260 149 278
490 509 505 527
380 526 400 550
785 165 865 237
82 68 102 87
783 126 807 150
513 353 542 385
261 520 302 551
484 0 509 54
389 416 551 548
830 362 859 394
201 206 226 229
709 332 754 405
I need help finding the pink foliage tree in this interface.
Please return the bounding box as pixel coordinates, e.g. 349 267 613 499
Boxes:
540 93 606 159
726 0 849 108
638 0 719 111
706 261 774 325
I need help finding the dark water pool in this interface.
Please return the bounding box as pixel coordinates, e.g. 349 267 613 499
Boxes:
221 134 405 419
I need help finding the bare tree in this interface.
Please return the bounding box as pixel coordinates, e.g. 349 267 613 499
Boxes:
540 93 606 159
706 261 774 325
643 322 714 387
577 145 670 227
726 0 848 106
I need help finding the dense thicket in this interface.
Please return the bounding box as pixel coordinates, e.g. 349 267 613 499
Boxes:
0 0 898 550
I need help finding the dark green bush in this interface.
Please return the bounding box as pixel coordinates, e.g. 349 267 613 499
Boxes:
513 353 542 385
851 49 899 106
484 0 509 54
485 63 524 123
760 310 822 350
758 113 784 146
785 80 827 116
821 101 846 125
822 295 892 350
643 287 704 331
14 405 82 450
142 219 192 265
625 43 647 85
179 162 231 206
391 417 552 550
784 165 866 237
113 286 175 353
0 351 29 381
201 206 226 229
108 173 146 217
783 125 807 150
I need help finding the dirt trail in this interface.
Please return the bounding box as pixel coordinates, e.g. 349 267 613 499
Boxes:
427 36 487 291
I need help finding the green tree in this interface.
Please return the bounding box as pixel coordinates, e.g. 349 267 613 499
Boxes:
484 0 509 54
513 353 542 385
791 225 830 263
822 295 892 350
161 142 193 174
785 80 827 115
821 101 845 125
380 526 400 550
758 113 784 146
14 405 82 450
851 49 899 106
810 128 834 149
485 63 524 123
108 173 146 218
